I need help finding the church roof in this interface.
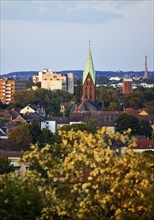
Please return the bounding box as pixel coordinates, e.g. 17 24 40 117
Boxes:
83 48 96 85
72 100 97 112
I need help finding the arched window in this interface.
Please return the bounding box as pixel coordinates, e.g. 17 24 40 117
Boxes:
90 87 92 99
85 87 87 99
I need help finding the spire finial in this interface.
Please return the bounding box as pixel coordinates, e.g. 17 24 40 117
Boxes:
89 40 91 49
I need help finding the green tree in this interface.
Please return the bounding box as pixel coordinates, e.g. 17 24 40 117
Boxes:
143 88 154 103
138 120 153 139
0 156 14 174
74 79 82 103
125 90 144 109
8 125 32 150
97 87 118 110
0 172 43 220
13 89 36 108
145 101 154 114
12 88 73 116
59 123 97 133
38 128 55 148
115 113 140 135
27 122 41 144
107 102 119 111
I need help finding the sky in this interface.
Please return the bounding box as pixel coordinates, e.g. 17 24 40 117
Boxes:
0 0 154 75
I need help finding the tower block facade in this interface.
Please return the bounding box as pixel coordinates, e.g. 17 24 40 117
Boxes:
82 49 96 105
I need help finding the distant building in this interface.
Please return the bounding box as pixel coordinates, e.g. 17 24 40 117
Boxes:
33 69 74 94
122 77 133 94
109 76 121 81
41 120 56 133
0 78 26 104
0 78 15 104
0 151 27 173
143 55 148 79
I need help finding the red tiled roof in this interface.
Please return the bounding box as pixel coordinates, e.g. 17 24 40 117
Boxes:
0 151 25 158
135 140 154 149
0 111 12 118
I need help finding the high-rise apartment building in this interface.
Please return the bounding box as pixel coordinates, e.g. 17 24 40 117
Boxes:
67 72 74 94
0 78 27 104
34 69 74 94
0 78 15 104
122 77 133 94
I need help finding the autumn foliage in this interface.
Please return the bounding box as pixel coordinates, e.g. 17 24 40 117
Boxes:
0 129 154 219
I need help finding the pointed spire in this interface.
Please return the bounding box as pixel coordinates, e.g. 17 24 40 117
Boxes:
83 44 96 84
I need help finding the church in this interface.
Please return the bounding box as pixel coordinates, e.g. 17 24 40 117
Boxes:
71 47 98 114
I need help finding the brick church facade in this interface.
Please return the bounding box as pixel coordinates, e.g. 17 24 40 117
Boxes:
71 47 97 113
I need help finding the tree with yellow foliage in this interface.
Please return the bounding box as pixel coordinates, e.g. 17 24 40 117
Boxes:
0 129 154 220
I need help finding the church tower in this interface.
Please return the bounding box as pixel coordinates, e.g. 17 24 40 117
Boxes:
82 47 96 105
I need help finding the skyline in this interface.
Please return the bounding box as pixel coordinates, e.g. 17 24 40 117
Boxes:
0 0 154 75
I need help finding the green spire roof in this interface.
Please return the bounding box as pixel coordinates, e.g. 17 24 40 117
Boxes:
83 48 96 84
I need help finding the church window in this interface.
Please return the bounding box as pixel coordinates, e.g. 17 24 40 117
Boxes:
85 87 87 99
90 87 92 99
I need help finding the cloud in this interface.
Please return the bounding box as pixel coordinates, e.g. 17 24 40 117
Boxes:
1 0 123 23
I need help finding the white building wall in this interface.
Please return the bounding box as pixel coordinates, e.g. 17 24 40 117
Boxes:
67 72 74 94
41 121 56 133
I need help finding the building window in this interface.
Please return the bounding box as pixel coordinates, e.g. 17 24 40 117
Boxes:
90 87 92 99
85 87 87 99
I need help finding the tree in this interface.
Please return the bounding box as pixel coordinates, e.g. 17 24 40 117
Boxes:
124 90 144 109
0 156 14 174
22 129 154 220
138 120 153 139
38 128 56 148
74 79 82 103
97 87 118 109
145 101 154 114
27 122 41 144
13 89 37 108
83 116 100 131
115 113 140 135
59 123 97 133
0 172 44 220
107 102 119 111
8 125 32 150
0 101 7 110
12 88 73 116
143 89 154 103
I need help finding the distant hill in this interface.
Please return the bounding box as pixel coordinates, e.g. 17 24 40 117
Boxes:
1 70 154 79
0 71 38 79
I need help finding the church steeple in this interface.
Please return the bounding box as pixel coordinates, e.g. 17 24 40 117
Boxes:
83 45 96 85
82 45 96 105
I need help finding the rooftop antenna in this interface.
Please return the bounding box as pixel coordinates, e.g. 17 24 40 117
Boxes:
89 40 91 49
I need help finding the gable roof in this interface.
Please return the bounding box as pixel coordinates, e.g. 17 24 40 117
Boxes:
83 48 96 85
138 110 149 116
20 106 35 114
0 111 12 119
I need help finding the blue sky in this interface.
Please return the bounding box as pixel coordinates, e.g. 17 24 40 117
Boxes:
0 0 154 74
